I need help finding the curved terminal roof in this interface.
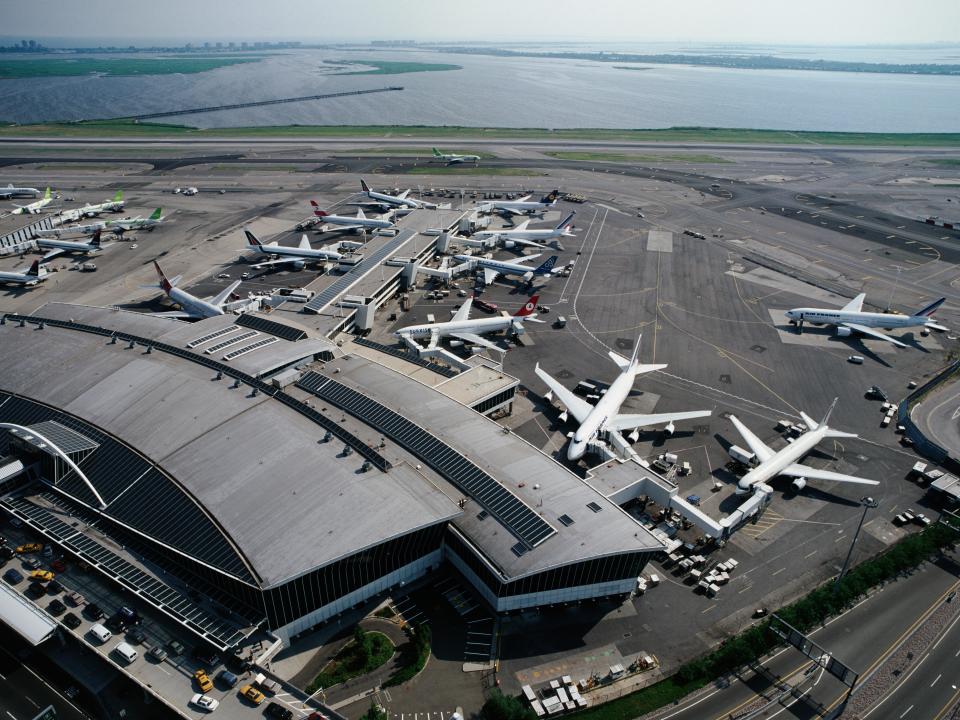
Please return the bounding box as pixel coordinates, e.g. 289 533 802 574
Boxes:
0 315 461 588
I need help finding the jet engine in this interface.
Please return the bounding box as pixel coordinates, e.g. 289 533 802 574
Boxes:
836 327 853 337
791 477 807 492
503 240 517 249
292 260 305 270
664 421 676 436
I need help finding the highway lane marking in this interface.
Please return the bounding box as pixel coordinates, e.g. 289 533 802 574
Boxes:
771 567 786 576
804 550 817 559
899 706 914 718
6 712 16 720
738 585 753 594
932 673 942 687
701 604 717 614
931 607 960 651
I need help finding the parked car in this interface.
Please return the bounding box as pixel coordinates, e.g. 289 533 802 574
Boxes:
190 694 219 712
50 559 66 573
84 603 105 620
23 557 42 570
0 546 14 561
216 670 239 688
41 546 53 559
147 645 168 662
126 626 147 645
63 612 82 630
118 606 140 625
194 669 214 693
3 568 23 584
47 599 66 615
265 701 294 720
167 639 186 656
193 646 220 668
65 590 84 607
26 581 46 597
30 569 54 583
238 684 265 705
15 543 43 554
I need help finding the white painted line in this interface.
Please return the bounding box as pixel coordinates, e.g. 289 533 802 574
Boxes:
932 608 960 651
772 567 786 576
931 673 942 687
899 705 913 718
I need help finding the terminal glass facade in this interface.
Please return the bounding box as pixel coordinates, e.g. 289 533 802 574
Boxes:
262 523 446 629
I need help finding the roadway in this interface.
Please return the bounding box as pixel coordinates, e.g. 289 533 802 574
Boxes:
647 557 960 720
0 642 90 720
911 378 960 460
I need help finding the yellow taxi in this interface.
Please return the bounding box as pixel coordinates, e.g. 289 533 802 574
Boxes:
239 684 265 705
15 543 43 554
30 570 55 582
193 669 213 693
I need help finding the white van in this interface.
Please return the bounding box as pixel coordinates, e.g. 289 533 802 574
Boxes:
89 623 111 643
114 641 138 664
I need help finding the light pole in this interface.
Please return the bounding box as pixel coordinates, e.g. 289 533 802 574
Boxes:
835 496 879 592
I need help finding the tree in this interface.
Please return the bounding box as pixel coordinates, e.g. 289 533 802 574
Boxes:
354 625 372 666
360 703 388 720
482 690 536 720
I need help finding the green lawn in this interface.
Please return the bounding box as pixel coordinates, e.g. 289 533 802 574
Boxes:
544 151 732 163
329 60 462 76
0 57 263 79
306 631 394 693
925 158 960 166
2 121 959 148
613 66 653 71
407 166 546 176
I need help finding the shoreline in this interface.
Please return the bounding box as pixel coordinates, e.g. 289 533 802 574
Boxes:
1 122 959 147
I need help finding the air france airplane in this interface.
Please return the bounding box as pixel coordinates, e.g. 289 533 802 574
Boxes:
785 294 946 348
242 230 342 269
452 253 559 285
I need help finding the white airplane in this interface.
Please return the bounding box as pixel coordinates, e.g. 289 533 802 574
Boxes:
106 208 165 236
452 252 559 285
478 190 560 217
785 295 947 348
151 261 241 319
0 259 46 286
61 191 124 221
467 211 576 249
12 187 52 215
242 230 342 269
431 147 480 164
395 294 541 353
359 179 437 211
0 184 40 200
37 229 105 261
309 201 395 232
728 399 879 495
536 336 711 461
34 221 106 239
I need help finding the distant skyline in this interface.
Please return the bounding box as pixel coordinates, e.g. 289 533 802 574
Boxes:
5 0 960 46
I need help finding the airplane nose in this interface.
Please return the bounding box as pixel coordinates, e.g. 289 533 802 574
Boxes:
567 441 587 461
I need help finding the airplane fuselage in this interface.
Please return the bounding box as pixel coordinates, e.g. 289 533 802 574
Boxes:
568 369 635 460
1 186 40 198
322 214 394 229
36 237 101 254
453 255 546 278
35 223 105 238
397 315 517 341
473 227 568 242
251 243 341 262
736 427 827 493
0 270 44 285
168 286 223 319
786 308 928 330
368 189 423 209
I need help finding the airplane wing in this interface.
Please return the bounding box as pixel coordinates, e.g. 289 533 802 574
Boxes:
606 410 711 432
535 364 594 424
250 258 301 269
483 267 500 284
209 280 242 306
41 249 64 261
450 332 505 353
515 253 543 265
729 415 775 462
324 223 363 233
781 463 879 486
451 297 472 323
841 293 865 312
512 220 531 232
512 238 545 249
841 322 908 348
926 322 949 332
397 190 410 200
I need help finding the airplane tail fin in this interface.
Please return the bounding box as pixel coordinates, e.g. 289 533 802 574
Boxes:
799 411 819 431
148 208 162 220
153 261 173 293
915 297 945 318
432 148 442 157
540 189 560 204
113 190 123 201
514 295 539 317
820 397 838 428
27 260 40 277
534 255 558 275
555 211 576 231
244 230 262 247
608 335 642 372
90 230 102 248
43 187 51 200
361 178 371 193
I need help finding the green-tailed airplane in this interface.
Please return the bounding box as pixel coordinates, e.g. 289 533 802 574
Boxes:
431 147 480 165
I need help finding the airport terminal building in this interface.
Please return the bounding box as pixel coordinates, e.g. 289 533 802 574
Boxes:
0 304 663 648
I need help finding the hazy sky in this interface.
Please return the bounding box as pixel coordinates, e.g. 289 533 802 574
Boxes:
6 0 960 45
